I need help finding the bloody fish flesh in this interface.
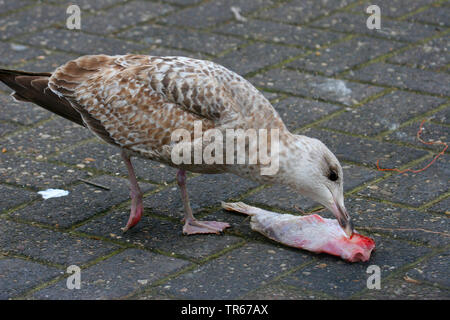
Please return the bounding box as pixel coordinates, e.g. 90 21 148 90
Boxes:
221 202 375 262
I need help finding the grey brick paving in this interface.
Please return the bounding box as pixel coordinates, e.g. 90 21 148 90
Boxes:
311 12 439 43
384 120 449 151
119 24 245 56
273 96 341 131
358 155 449 207
216 42 304 75
348 62 450 96
214 19 345 49
0 219 119 266
279 236 431 298
80 1 175 35
250 68 384 106
407 4 450 27
320 91 445 136
18 28 147 55
77 210 243 260
287 36 404 76
0 42 46 66
53 141 177 184
32 248 190 299
0 184 37 213
386 35 450 72
10 175 155 228
0 0 448 300
300 127 429 168
0 93 51 125
0 257 62 300
351 0 435 18
158 242 312 299
257 0 357 25
405 251 450 288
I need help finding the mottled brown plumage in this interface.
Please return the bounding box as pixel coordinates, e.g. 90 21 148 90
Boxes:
0 54 354 236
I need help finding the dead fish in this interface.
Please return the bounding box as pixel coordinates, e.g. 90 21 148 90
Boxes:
221 202 375 263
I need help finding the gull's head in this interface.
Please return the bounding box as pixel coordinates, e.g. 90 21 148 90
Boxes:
280 134 354 237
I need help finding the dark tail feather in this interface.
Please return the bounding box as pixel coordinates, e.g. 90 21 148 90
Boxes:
0 68 84 126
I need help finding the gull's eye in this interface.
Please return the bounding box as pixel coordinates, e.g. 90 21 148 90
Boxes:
328 170 338 181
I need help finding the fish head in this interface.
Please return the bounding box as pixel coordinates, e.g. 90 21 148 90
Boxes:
284 135 354 237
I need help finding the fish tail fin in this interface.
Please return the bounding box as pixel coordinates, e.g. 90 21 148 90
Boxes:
221 201 257 216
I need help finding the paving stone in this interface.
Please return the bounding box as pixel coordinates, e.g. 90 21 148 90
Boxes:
250 68 384 106
142 173 258 219
53 141 177 184
0 121 19 137
2 117 92 156
215 42 304 75
429 197 449 214
349 63 450 96
11 175 154 228
0 184 37 213
311 12 438 43
119 24 245 56
0 0 32 15
159 0 275 28
161 0 203 6
0 5 66 40
384 120 448 151
387 35 449 72
134 288 183 300
344 197 450 247
0 258 62 300
18 28 147 55
19 52 78 72
280 236 431 298
405 251 450 288
80 1 174 34
32 248 190 299
321 91 445 136
358 155 449 207
241 164 382 213
287 36 404 75
145 46 205 60
360 276 449 299
300 127 429 168
407 4 450 27
158 242 313 299
77 210 242 260
242 282 332 300
0 42 46 66
0 92 52 125
257 0 356 24
273 96 341 131
0 153 89 189
0 219 119 265
430 108 450 125
43 0 127 12
214 19 345 49
351 0 435 18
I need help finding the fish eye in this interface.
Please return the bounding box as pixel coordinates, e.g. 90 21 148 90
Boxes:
328 170 338 181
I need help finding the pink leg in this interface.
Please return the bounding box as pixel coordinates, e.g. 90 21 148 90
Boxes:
121 150 143 232
177 170 230 235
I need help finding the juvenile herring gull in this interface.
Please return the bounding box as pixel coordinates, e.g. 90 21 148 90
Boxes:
0 55 354 236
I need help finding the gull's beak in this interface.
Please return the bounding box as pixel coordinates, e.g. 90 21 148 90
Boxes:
329 201 354 237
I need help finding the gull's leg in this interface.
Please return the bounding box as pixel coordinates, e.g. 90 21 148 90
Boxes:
121 150 144 232
177 170 230 235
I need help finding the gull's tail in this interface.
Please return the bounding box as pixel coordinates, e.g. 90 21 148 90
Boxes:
0 68 84 126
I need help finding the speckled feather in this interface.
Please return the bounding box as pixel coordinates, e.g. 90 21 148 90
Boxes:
48 54 287 172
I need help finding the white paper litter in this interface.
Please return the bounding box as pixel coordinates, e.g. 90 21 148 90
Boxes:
38 189 69 199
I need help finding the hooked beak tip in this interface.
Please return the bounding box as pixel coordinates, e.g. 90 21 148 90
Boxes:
331 202 354 237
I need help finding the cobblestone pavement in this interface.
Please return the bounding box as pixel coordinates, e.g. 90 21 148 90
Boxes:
0 0 449 300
